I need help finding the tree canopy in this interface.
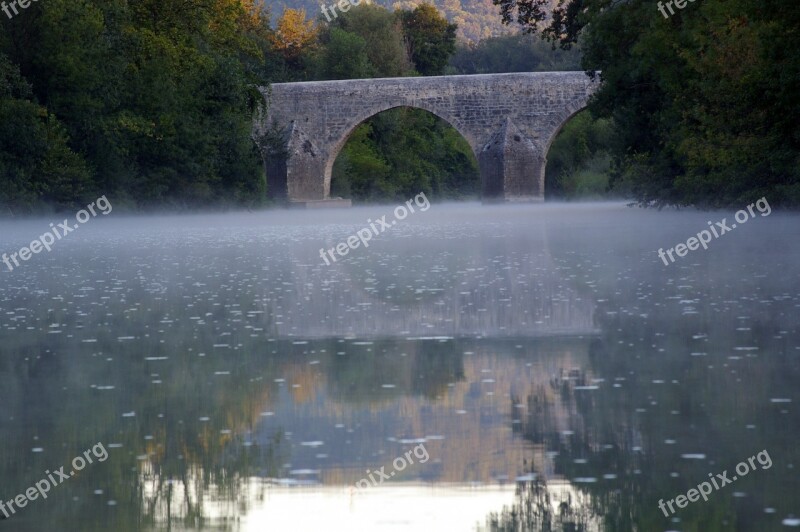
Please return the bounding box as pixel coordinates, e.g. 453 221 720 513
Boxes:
400 4 458 76
447 32 580 74
1 0 273 212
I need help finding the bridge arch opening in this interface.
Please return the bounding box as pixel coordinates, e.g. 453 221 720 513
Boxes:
326 106 480 202
542 109 614 200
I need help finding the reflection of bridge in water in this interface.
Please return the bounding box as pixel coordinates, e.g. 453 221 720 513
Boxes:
262 224 597 339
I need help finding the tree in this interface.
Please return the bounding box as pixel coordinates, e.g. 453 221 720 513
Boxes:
544 111 615 199
319 28 373 80
331 107 479 202
491 0 800 207
270 8 318 62
0 0 270 210
399 4 457 76
327 4 414 78
0 54 93 212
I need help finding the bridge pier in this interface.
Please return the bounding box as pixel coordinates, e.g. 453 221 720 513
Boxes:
255 72 597 203
479 118 544 202
258 122 327 200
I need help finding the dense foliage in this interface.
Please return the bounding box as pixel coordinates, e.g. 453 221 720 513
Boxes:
318 4 415 78
305 4 478 202
447 32 579 74
400 4 458 76
331 107 479 201
544 111 616 199
493 0 800 207
0 0 272 212
266 0 520 43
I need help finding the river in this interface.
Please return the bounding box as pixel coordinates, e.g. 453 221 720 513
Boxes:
0 201 798 531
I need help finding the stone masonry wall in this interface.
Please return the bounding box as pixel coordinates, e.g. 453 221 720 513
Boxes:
254 72 598 201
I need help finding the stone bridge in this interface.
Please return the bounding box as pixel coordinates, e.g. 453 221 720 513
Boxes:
254 72 598 202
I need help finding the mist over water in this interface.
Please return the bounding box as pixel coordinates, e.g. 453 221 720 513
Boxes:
1 202 799 530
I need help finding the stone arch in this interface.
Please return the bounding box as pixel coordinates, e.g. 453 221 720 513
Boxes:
536 101 592 197
542 101 590 163
322 103 480 198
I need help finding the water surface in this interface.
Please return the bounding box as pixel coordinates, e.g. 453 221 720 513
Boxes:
0 202 799 531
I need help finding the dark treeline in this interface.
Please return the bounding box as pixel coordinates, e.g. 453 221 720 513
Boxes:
2 0 796 211
494 0 800 207
1 0 274 213
267 3 457 82
447 33 580 74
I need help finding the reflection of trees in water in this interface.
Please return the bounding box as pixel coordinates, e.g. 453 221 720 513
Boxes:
325 338 465 403
481 333 667 531
510 365 595 447
0 324 290 531
485 365 604 531
135 431 287 530
411 340 466 399
483 293 800 531
483 476 597 531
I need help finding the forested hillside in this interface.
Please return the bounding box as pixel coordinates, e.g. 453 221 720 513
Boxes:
263 0 516 42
